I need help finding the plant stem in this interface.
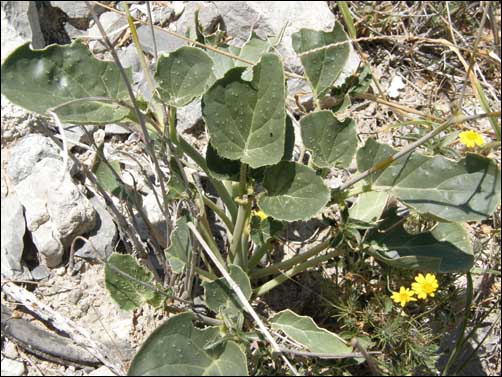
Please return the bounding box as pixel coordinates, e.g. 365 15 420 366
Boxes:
186 223 299 376
254 249 343 296
231 200 251 267
247 241 272 271
251 239 332 279
201 195 234 233
197 219 226 268
168 105 178 144
177 137 238 221
231 164 251 267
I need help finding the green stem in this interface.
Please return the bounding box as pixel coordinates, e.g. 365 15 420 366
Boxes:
194 267 217 281
177 137 237 221
251 239 332 279
253 249 343 296
346 184 373 198
197 220 226 268
231 200 251 266
441 272 473 376
239 163 248 196
202 195 234 233
240 208 251 267
232 164 251 267
168 106 178 144
247 241 272 271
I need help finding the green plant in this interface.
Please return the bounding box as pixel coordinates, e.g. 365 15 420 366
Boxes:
1 3 500 375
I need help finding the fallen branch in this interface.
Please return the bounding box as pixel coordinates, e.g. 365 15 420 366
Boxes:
2 282 125 375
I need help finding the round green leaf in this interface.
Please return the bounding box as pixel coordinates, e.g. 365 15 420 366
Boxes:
202 265 251 323
155 47 214 107
300 110 357 168
202 54 286 169
165 213 191 274
292 22 351 98
1 41 131 124
105 253 162 310
257 161 330 221
128 312 248 376
206 141 241 181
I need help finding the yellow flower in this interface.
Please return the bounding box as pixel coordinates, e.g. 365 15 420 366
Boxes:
411 273 439 300
391 286 417 307
253 209 268 221
459 130 484 148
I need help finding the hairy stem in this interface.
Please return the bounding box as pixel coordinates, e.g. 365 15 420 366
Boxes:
251 239 332 279
254 248 343 296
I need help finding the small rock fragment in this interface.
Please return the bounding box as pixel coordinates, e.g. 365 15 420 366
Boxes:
136 24 185 56
1 358 25 376
74 196 118 261
1 195 30 279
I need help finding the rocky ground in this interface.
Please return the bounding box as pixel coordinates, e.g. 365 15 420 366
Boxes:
1 1 500 376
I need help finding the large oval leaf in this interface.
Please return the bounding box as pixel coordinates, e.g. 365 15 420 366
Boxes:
357 139 501 222
202 54 286 169
270 309 352 355
1 41 131 124
349 191 389 227
155 47 214 107
257 161 330 221
105 253 162 310
368 213 474 272
165 213 191 274
207 33 274 80
203 265 251 325
206 141 241 181
292 22 351 99
128 312 248 376
300 110 357 168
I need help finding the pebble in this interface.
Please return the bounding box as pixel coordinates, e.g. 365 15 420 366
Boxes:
69 288 83 305
3 340 19 359
1 358 25 376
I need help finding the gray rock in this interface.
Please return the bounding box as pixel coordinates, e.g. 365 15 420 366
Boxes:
6 134 61 185
151 5 174 26
105 123 131 136
1 195 30 279
3 341 19 360
1 168 8 198
75 196 117 261
1 97 45 144
88 366 115 376
177 100 203 133
135 191 168 244
0 1 44 52
62 124 96 146
136 24 186 56
1 358 25 376
177 1 221 35
30 221 64 267
117 44 141 73
88 11 128 44
30 264 51 281
69 288 83 304
211 1 359 91
50 1 105 28
8 140 97 268
171 1 185 19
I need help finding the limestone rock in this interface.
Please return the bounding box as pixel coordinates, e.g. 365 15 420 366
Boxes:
1 195 30 279
136 24 186 56
75 196 118 261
